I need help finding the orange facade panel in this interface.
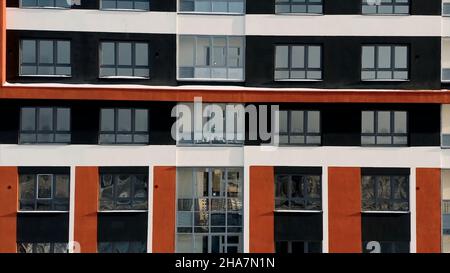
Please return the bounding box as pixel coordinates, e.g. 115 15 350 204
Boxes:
328 167 362 253
152 166 176 253
249 166 275 253
0 167 18 253
74 167 99 253
416 168 442 253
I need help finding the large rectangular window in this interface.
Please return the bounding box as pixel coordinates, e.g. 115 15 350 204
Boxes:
362 45 409 81
18 243 68 253
101 0 150 10
21 0 71 8
362 174 409 212
176 168 243 253
98 241 147 253
99 171 148 211
276 241 322 253
20 39 71 76
278 110 321 145
20 107 71 144
362 241 409 253
100 41 150 78
19 170 70 211
178 36 244 81
179 0 244 13
275 45 322 81
362 0 409 15
361 110 408 146
275 173 321 211
275 0 323 14
99 108 149 144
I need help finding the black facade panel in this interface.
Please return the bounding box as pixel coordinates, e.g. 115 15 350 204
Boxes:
409 104 441 146
71 101 100 145
246 0 274 14
149 103 177 145
361 167 411 176
322 104 361 146
246 36 441 90
361 213 411 242
17 213 69 243
274 212 323 241
97 212 148 242
6 0 19 7
411 0 441 16
99 166 149 174
151 0 177 12
0 102 19 144
7 30 177 86
275 166 322 175
324 0 361 15
19 167 70 175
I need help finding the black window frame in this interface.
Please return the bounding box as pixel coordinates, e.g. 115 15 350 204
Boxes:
20 0 72 8
275 240 322 254
99 41 150 79
99 172 149 211
278 110 321 146
361 0 410 15
179 0 245 13
20 39 72 77
19 172 70 212
361 174 410 212
361 110 408 147
99 108 150 145
274 44 323 81
19 106 71 144
275 0 323 14
100 0 150 10
361 44 409 81
275 173 322 211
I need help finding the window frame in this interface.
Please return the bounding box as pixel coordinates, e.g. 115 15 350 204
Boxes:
275 241 323 253
100 0 151 11
275 0 323 14
99 108 150 145
361 0 410 15
177 35 245 82
19 106 72 145
361 174 410 212
361 110 408 147
178 0 246 14
97 241 147 253
277 110 321 146
19 39 72 77
274 173 322 211
20 0 72 9
274 44 323 81
99 41 150 79
17 242 69 253
361 44 409 81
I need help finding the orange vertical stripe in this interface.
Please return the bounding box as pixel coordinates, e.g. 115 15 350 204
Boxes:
74 167 98 253
249 166 275 253
328 167 362 253
416 168 441 253
0 0 6 84
0 167 18 253
152 166 176 253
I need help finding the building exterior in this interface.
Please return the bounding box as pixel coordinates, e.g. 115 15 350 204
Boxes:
0 0 449 253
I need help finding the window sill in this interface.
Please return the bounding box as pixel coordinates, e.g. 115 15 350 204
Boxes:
275 79 323 82
100 8 150 12
98 210 148 213
275 12 323 16
275 209 322 213
360 13 410 16
19 7 71 10
361 145 409 148
18 210 69 214
177 78 245 82
99 76 150 80
361 210 410 214
176 143 244 147
19 75 72 78
276 144 322 147
19 143 71 146
177 11 245 16
361 79 410 82
98 143 149 146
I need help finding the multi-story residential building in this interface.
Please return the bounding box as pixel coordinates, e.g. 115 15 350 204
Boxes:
0 0 449 254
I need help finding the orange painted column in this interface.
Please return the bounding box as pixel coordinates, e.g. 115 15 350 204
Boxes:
74 167 98 253
328 167 362 253
0 167 18 253
249 166 275 253
152 166 176 253
0 0 6 85
416 168 441 253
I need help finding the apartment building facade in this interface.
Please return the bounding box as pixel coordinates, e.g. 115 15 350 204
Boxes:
0 0 449 254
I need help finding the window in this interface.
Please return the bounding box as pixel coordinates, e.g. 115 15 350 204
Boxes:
99 108 149 144
17 243 68 253
276 241 322 253
99 173 148 211
176 168 243 253
20 39 71 76
362 0 409 15
362 45 408 80
275 45 322 81
278 110 321 145
20 107 71 144
444 1 450 16
178 36 244 81
275 0 323 14
362 241 409 253
361 111 408 146
179 0 244 13
21 0 71 8
19 173 70 211
101 0 150 10
275 174 321 210
98 241 147 253
99 42 150 78
362 175 409 212
176 103 245 145
444 200 450 235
